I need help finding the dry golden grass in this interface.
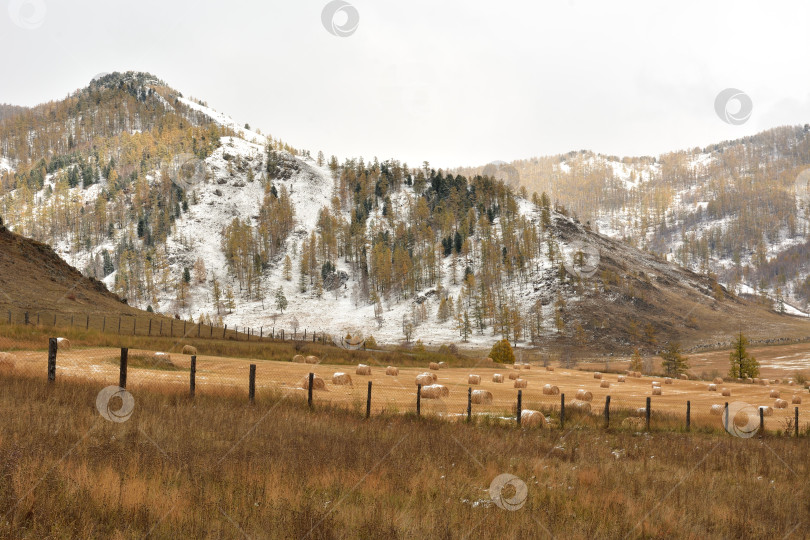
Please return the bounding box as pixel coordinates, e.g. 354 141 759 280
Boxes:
0 374 809 538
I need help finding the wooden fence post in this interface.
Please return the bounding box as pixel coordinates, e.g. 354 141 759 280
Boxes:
308 373 314 408
190 356 196 398
85 314 89 330
118 317 121 334
759 406 764 435
47 337 57 382
417 384 422 417
604 395 611 428
646 397 652 431
249 364 256 404
149 319 152 336
224 325 227 339
560 393 565 430
366 381 372 419
119 348 128 389
103 316 106 332
686 401 691 431
24 312 29 325
517 389 522 426
795 407 800 437
467 387 472 422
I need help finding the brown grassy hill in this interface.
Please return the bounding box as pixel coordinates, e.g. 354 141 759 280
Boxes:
0 220 141 317
543 215 810 353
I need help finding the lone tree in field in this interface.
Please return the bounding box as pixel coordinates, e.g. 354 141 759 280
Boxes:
489 339 515 364
660 342 689 376
275 287 288 313
629 348 643 372
729 331 759 378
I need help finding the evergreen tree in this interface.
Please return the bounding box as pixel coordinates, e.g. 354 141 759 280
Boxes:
660 342 689 376
275 287 288 313
283 255 293 281
728 332 759 378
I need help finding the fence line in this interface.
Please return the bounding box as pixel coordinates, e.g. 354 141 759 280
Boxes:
1 307 345 347
22 338 810 438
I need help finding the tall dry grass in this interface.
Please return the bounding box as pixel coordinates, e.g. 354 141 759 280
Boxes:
0 373 808 538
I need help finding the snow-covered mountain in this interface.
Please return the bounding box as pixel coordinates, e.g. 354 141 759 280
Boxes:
2 72 808 352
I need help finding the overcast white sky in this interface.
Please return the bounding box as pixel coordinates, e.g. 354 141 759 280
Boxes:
2 0 810 168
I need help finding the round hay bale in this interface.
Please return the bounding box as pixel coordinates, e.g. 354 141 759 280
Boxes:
416 372 437 386
708 384 717 391
513 378 528 389
622 417 645 430
293 354 305 363
508 372 520 380
788 380 795 386
721 388 731 397
299 374 326 391
758 379 768 386
421 384 449 399
520 409 546 427
56 337 71 350
546 366 554 372
575 389 593 402
593 372 602 379
0 352 16 374
153 352 171 363
634 371 642 378
651 381 661 387
791 394 802 405
634 407 647 417
385 366 399 376
355 364 371 376
485 357 494 363
770 379 778 385
471 389 493 405
569 400 591 413
713 377 723 384
746 377 754 384
664 378 673 385
305 356 319 364
468 374 481 385
182 345 197 355
680 373 689 380
429 362 440 371
769 389 780 398
774 398 788 409
438 362 446 369
710 404 724 416
542 384 559 395
332 372 352 386
759 405 773 417
617 375 626 382
600 380 610 389
523 364 531 370
492 373 504 383
652 387 662 396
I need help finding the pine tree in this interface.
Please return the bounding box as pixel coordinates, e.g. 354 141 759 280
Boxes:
225 284 236 313
212 274 222 314
283 255 293 281
461 311 471 342
728 332 759 378
629 348 643 372
275 287 288 313
661 342 689 376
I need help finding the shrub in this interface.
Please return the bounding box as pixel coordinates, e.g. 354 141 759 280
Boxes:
489 339 515 364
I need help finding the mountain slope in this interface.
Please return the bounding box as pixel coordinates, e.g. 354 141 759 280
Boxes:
1 72 808 352
0 219 137 316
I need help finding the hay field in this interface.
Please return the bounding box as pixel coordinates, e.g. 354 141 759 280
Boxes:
8 345 810 432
